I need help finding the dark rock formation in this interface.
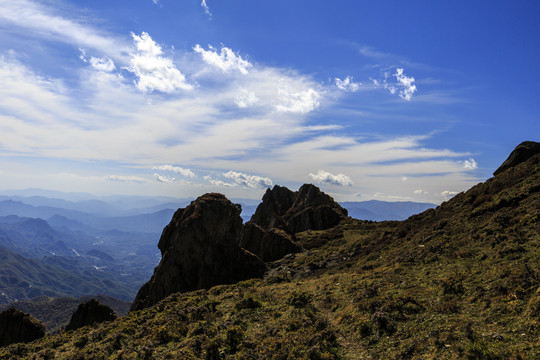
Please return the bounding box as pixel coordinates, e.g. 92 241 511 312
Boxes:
249 185 296 229
0 308 45 347
65 299 117 332
242 222 300 262
283 184 348 233
494 141 540 175
241 184 348 261
131 193 266 312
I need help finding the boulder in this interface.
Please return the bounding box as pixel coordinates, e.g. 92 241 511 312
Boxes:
131 193 266 312
65 299 117 332
0 308 45 347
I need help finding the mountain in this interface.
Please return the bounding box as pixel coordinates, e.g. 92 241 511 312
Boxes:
0 200 174 233
0 247 136 304
340 200 435 221
0 141 537 358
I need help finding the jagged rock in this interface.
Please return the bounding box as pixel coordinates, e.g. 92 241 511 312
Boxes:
242 184 348 261
131 193 266 312
494 141 540 175
249 185 296 230
283 184 348 233
242 222 301 262
65 299 116 332
0 308 45 347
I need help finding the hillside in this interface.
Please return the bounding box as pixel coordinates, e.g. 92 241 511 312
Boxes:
0 141 538 359
0 247 136 304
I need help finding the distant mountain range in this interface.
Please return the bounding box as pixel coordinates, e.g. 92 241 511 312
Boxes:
0 189 435 306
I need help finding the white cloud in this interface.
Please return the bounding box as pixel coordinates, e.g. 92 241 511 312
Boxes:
371 68 417 101
394 68 417 101
414 189 428 195
0 0 130 61
308 170 353 187
204 176 236 187
223 171 273 189
154 173 176 183
441 190 459 200
152 0 159 4
89 57 116 72
335 76 361 92
126 32 192 93
235 89 259 108
105 175 147 183
401 176 408 182
153 165 195 178
201 0 211 16
462 158 478 170
193 44 252 75
276 87 320 114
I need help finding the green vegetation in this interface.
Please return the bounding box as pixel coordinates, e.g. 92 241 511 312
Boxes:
0 153 538 359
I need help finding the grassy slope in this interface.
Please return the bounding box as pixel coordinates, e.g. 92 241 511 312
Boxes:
0 153 538 359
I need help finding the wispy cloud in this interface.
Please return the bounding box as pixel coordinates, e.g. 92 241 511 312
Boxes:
203 176 235 188
441 190 459 200
153 165 196 178
89 57 116 72
154 173 176 183
223 171 272 189
371 68 417 101
105 175 147 183
0 0 130 60
235 89 259 108
276 87 320 114
201 0 212 17
335 76 361 92
308 170 353 187
194 44 252 74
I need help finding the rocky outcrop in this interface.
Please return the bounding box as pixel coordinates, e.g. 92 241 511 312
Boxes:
131 193 266 312
494 141 540 175
0 308 45 347
241 184 348 261
65 299 117 332
249 185 296 230
242 222 300 262
282 184 348 233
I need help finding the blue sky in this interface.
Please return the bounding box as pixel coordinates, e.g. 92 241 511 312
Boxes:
0 0 538 203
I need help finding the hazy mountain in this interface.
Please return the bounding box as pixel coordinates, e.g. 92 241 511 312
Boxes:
340 200 436 221
0 247 136 304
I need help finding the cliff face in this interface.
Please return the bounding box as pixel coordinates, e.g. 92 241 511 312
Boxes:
0 308 45 347
131 193 266 311
241 184 348 261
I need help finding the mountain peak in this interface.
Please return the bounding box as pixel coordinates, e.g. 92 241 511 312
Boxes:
494 140 540 176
